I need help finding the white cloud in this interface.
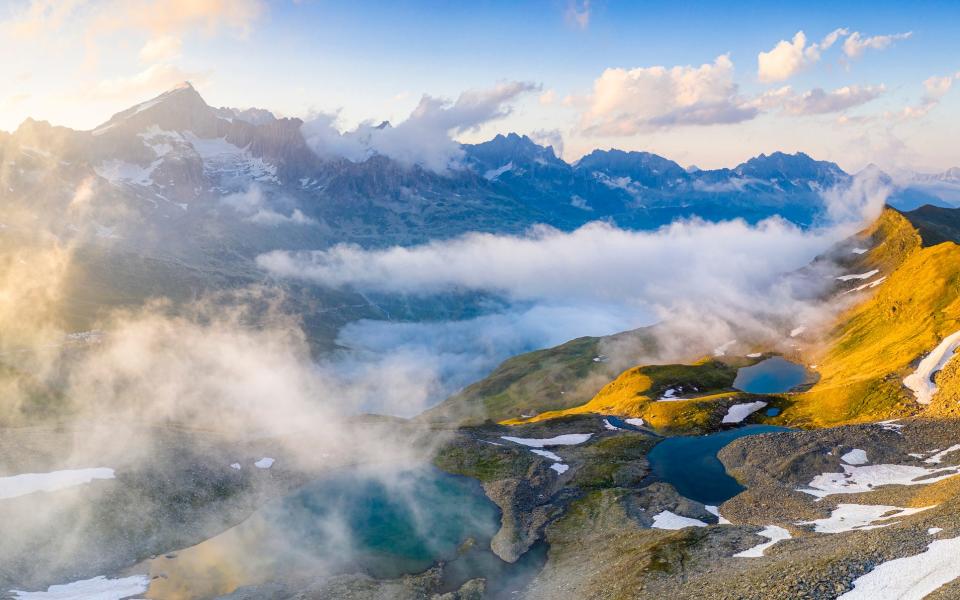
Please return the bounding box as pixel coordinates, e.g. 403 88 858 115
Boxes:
139 34 182 63
579 55 757 135
94 63 206 99
302 81 539 171
220 185 316 226
528 128 565 158
899 72 960 120
757 28 848 82
754 84 885 115
258 217 842 308
843 30 912 59
564 0 591 29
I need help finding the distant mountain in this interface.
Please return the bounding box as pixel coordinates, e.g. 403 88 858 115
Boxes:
4 82 957 349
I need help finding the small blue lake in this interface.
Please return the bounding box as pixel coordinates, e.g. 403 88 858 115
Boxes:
733 357 808 394
647 425 791 505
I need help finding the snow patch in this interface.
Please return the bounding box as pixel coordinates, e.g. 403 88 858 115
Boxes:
651 510 708 530
838 536 960 599
550 463 569 475
841 449 869 465
602 419 621 431
0 468 115 500
790 326 806 338
851 247 869 254
254 457 275 469
799 463 960 498
902 330 960 405
721 401 767 424
230 463 242 470
836 269 880 282
734 525 791 557
530 449 562 462
705 505 731 525
625 418 645 428
924 444 960 464
10 575 149 599
929 527 944 535
746 352 763 358
501 434 592 447
799 503 933 533
483 162 514 181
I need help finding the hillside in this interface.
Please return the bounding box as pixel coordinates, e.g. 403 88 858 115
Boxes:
432 206 960 433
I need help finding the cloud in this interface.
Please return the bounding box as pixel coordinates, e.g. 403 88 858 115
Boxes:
302 81 539 171
579 55 757 135
258 176 888 391
898 72 960 120
220 185 317 226
2 0 88 39
94 63 207 99
754 84 885 115
564 0 591 29
94 0 266 38
842 30 912 59
257 214 866 311
527 128 565 158
757 28 848 82
139 34 182 62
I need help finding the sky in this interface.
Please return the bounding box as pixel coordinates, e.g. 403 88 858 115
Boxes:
1 0 958 172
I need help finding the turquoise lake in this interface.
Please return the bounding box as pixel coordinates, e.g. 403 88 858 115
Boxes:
149 466 545 599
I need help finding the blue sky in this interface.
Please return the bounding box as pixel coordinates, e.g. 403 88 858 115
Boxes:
1 0 957 171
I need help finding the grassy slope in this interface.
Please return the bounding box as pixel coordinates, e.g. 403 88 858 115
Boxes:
420 329 659 426
503 358 755 434
429 207 960 432
784 209 960 426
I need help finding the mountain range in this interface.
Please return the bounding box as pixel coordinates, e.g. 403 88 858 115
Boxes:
4 82 958 256
2 82 958 350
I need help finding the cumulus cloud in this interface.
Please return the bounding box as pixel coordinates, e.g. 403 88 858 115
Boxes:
579 55 757 135
757 29 847 82
754 84 885 115
302 81 539 171
843 30 912 59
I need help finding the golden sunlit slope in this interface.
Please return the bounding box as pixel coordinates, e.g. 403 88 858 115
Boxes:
502 358 756 433
784 208 960 426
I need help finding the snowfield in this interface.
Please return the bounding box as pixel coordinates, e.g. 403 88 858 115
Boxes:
10 575 149 600
0 468 115 500
501 433 593 447
799 503 933 533
734 525 791 557
902 330 960 405
838 536 960 599
651 510 708 530
799 463 960 498
721 401 768 424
